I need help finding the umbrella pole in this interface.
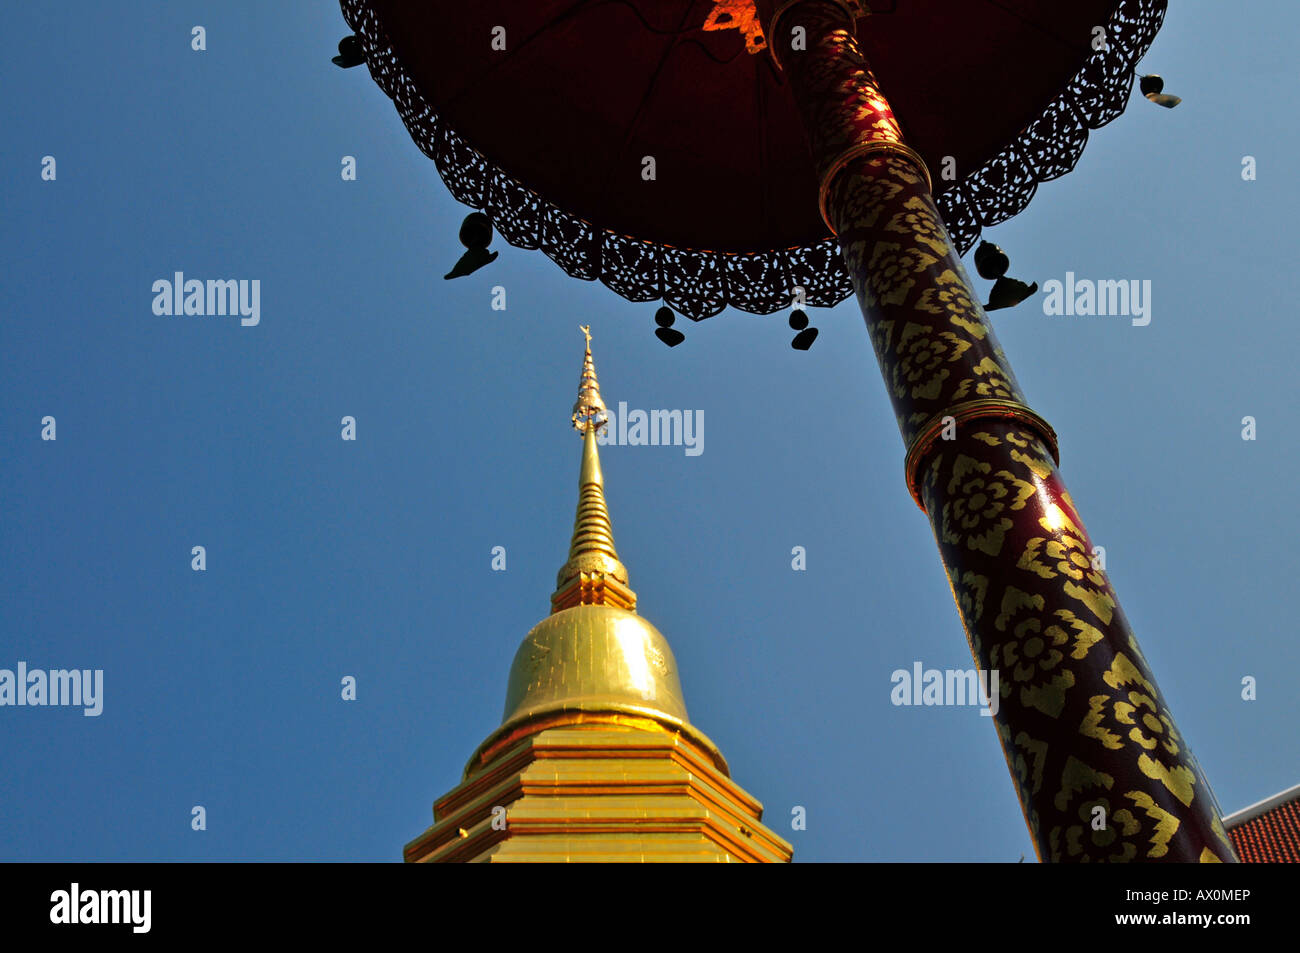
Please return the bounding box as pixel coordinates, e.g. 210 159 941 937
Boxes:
759 0 1235 862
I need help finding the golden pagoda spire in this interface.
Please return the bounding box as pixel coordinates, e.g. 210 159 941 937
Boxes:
402 328 793 863
552 327 636 613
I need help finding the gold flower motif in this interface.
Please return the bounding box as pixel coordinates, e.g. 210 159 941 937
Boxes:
949 568 989 626
836 175 906 234
868 117 903 140
885 197 950 257
940 455 1036 556
852 95 891 124
951 357 1017 401
864 241 939 308
882 156 925 186
1005 429 1054 480
1078 653 1197 808
991 586 1105 718
999 722 1048 803
916 269 988 338
1049 756 1180 861
1015 505 1115 624
893 322 969 400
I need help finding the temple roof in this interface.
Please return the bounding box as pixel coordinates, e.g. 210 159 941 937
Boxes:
1223 783 1300 863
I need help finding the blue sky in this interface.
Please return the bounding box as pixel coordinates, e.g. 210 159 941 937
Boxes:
1 1 1296 861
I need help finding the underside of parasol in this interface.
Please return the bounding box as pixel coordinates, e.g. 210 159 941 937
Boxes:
339 0 1166 319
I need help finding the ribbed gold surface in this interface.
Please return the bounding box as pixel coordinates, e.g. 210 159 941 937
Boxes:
554 429 630 591
568 480 618 562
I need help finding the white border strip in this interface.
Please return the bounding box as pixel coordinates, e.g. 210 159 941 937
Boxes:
1221 782 1300 827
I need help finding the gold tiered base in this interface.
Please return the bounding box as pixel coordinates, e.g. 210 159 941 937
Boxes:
405 724 792 863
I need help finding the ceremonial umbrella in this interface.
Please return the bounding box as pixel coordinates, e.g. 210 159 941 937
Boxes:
336 0 1236 862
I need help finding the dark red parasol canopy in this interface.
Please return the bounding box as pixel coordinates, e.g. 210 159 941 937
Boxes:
340 0 1165 317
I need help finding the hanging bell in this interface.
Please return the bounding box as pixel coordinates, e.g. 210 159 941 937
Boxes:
444 213 499 279
789 309 818 350
974 241 1010 280
654 306 684 347
1140 74 1181 108
459 212 493 250
332 35 364 69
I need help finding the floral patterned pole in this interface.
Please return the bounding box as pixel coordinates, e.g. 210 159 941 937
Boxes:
758 0 1235 861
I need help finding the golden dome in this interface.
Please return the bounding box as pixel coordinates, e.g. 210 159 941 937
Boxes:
469 603 727 776
502 605 689 730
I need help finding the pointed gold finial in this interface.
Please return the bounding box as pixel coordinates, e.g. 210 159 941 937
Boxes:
553 329 635 613
571 325 608 436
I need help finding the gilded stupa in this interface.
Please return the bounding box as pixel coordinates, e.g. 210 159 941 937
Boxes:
405 328 792 863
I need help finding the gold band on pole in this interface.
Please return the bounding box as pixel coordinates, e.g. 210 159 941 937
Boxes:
818 141 933 233
903 399 1060 511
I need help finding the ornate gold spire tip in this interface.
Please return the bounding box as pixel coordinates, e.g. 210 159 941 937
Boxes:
571 325 609 436
554 328 635 613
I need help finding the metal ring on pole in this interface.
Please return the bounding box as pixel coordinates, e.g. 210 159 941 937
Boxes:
903 399 1061 512
818 140 933 233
